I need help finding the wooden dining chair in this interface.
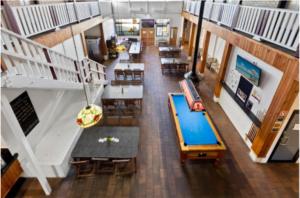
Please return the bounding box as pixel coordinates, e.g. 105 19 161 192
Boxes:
163 64 171 75
113 158 136 176
115 69 125 80
119 80 131 85
133 69 143 81
131 80 142 85
102 99 117 115
70 159 94 178
124 70 133 80
178 64 188 74
105 115 120 126
92 158 114 174
119 59 131 63
122 100 136 116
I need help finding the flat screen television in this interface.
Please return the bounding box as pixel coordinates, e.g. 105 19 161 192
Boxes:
141 19 155 28
236 55 262 86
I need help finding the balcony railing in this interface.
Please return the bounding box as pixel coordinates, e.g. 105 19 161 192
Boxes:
1 1 106 38
1 28 107 89
183 0 299 52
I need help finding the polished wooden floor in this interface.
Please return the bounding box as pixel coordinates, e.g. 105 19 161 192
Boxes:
15 46 298 198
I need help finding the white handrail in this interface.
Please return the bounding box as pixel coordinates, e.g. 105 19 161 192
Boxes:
3 1 103 38
1 28 106 88
183 0 299 52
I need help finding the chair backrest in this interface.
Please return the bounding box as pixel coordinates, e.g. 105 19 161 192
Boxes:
133 69 142 75
131 80 142 85
91 158 109 161
115 69 124 75
112 159 130 163
102 99 116 106
124 70 133 75
119 59 131 63
124 99 136 106
70 160 89 165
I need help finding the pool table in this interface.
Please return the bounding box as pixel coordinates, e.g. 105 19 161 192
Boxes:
168 93 226 164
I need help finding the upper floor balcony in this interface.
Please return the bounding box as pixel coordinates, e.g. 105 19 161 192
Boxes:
183 0 299 55
1 0 112 38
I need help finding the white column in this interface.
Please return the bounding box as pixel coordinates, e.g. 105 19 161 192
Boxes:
1 95 52 195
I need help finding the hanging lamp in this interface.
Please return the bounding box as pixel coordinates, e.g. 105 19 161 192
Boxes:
64 3 103 128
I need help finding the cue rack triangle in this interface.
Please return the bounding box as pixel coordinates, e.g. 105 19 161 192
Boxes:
179 79 205 112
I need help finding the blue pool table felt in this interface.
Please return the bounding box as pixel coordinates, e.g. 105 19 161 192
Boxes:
172 94 218 145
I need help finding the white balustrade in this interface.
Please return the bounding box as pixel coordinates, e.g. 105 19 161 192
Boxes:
183 0 299 52
1 8 9 29
184 0 191 12
1 29 106 89
75 2 92 21
210 3 223 23
89 2 101 17
2 1 103 38
86 59 106 84
219 4 240 28
203 2 213 20
99 1 113 17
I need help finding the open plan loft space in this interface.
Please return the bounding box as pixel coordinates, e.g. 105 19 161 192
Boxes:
0 0 299 197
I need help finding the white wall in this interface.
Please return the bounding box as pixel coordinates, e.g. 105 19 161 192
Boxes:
218 46 283 144
102 18 116 41
111 1 183 43
1 89 65 150
51 35 85 60
264 94 299 162
85 25 101 38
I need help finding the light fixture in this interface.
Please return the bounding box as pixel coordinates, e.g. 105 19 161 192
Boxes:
76 104 103 128
65 3 103 128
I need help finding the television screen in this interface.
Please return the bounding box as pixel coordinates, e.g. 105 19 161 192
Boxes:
141 19 155 28
236 55 261 86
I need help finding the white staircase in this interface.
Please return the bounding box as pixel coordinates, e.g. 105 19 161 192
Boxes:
1 28 107 90
1 28 108 177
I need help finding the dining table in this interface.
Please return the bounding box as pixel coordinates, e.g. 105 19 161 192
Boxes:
102 85 143 100
159 46 181 57
71 127 140 171
114 63 144 71
160 58 189 75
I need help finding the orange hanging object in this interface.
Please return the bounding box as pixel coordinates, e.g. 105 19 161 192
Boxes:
179 79 205 112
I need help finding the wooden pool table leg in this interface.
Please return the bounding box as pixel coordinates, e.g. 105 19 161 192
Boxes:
214 152 224 166
180 153 187 165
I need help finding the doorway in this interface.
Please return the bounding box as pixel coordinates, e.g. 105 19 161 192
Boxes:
141 28 155 46
269 110 299 162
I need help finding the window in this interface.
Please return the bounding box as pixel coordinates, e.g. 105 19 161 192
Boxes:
115 19 140 36
156 19 169 37
156 25 169 37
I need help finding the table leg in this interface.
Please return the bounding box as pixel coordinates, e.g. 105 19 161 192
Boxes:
180 153 186 165
134 157 137 173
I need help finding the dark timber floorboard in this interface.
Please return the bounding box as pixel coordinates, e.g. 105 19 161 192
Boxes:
14 46 298 198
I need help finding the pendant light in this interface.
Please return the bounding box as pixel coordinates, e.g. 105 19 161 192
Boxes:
65 2 103 128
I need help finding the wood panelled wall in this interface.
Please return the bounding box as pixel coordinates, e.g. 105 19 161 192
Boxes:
181 11 299 158
33 16 105 48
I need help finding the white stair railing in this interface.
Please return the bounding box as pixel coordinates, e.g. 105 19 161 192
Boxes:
84 58 106 84
2 1 102 38
183 0 299 52
1 28 107 89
